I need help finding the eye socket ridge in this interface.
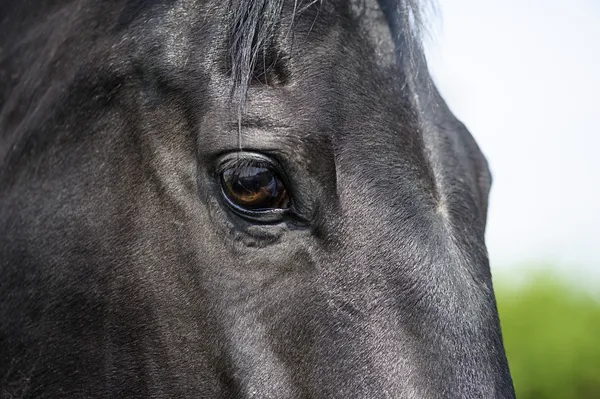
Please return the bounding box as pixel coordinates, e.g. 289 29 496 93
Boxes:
216 152 293 223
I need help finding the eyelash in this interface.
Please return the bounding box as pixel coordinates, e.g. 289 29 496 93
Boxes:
215 157 273 176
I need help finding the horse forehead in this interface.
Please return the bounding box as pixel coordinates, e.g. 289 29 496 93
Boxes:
121 0 406 155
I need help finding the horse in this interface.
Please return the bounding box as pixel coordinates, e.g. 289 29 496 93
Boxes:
0 0 516 397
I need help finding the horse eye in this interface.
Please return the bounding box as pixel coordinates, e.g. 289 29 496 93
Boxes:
220 162 290 214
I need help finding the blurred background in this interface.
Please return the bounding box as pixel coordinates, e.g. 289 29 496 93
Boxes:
424 0 600 397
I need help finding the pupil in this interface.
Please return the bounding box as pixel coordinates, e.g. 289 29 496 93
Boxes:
235 167 275 196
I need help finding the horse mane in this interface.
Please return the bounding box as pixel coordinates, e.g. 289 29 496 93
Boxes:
377 0 428 68
227 0 428 142
228 0 284 144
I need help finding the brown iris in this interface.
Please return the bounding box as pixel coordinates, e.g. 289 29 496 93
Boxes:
221 163 289 211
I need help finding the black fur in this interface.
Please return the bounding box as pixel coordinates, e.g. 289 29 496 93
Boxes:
0 0 515 397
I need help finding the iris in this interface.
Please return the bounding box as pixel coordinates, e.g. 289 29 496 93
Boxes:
221 162 289 212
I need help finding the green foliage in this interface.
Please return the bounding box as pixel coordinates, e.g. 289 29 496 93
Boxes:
495 272 600 398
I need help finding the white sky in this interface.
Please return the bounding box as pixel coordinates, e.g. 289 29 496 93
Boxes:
424 0 600 280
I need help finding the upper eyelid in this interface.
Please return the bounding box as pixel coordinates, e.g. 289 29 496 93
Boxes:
215 152 288 178
216 158 271 173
